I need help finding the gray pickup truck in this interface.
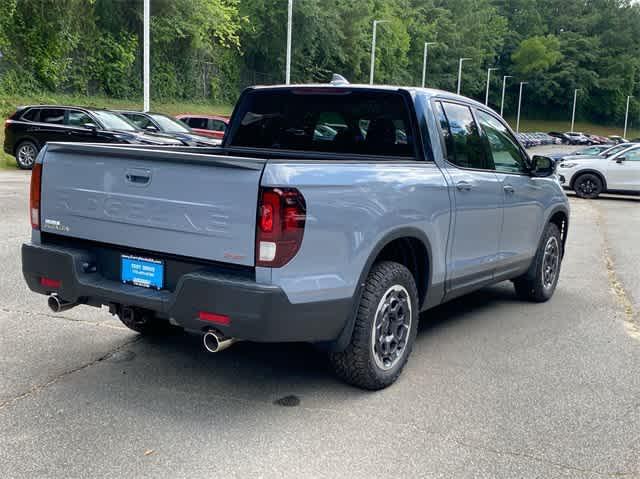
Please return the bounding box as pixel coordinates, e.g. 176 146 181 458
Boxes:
22 83 569 389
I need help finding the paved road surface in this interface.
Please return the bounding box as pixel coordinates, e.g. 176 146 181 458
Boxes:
0 169 638 478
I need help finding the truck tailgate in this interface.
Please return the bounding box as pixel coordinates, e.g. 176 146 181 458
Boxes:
39 143 266 266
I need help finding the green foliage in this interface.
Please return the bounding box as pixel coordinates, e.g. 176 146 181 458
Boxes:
512 36 562 75
1 0 640 124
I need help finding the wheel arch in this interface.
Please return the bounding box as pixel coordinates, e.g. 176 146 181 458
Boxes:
13 137 41 156
547 207 569 257
327 227 433 352
570 168 608 191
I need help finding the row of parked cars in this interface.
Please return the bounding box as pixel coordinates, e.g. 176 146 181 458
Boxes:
3 105 229 169
515 131 628 149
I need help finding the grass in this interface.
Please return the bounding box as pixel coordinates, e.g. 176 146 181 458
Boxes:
0 93 233 169
2 93 639 170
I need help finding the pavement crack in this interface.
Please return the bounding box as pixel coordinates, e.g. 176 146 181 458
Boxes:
0 337 141 411
594 203 640 342
0 306 128 331
446 436 637 477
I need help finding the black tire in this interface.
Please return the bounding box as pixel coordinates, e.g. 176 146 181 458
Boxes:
328 261 419 390
117 307 180 335
513 223 563 302
573 173 603 199
15 140 38 170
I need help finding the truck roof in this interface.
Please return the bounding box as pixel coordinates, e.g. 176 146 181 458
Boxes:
247 83 488 109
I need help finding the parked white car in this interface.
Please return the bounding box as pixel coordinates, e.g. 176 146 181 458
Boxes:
558 144 640 198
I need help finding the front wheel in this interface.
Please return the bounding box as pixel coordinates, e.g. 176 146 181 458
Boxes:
329 261 419 390
513 223 563 302
573 173 603 199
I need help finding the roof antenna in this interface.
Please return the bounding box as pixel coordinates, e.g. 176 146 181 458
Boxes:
330 74 350 86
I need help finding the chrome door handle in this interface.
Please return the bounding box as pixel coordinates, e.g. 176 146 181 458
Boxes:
503 184 515 194
456 180 473 191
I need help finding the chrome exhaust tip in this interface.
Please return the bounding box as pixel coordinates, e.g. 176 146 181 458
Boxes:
203 330 236 353
47 294 77 313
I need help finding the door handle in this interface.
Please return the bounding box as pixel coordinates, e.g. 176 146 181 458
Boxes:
125 168 152 185
126 174 151 184
503 184 515 194
456 180 473 191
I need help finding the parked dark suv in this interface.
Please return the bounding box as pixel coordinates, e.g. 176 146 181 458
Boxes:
4 106 182 169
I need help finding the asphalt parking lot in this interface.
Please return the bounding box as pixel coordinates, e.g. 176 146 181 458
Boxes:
0 161 638 478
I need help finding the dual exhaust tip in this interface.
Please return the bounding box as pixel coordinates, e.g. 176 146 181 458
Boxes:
48 295 236 354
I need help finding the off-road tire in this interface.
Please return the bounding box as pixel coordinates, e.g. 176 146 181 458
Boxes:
513 223 563 302
329 261 419 390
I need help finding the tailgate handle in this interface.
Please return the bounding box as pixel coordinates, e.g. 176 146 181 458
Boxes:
125 169 151 185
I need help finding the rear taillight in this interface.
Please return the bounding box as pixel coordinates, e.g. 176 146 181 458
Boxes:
30 163 42 229
256 187 306 268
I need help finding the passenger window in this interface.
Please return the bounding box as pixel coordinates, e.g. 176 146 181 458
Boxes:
40 108 65 125
476 110 528 174
622 149 640 161
66 110 94 127
186 117 208 129
128 114 153 129
438 102 491 170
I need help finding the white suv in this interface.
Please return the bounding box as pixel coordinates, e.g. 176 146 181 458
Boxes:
558 144 640 198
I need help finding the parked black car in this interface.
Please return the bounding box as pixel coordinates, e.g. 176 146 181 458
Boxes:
115 110 221 147
3 105 182 169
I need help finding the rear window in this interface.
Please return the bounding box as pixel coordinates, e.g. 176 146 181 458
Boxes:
21 108 39 122
228 89 414 157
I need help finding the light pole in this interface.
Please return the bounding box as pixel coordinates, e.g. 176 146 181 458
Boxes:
500 75 512 117
624 95 632 138
570 88 580 132
285 0 293 84
485 68 499 106
143 0 150 112
370 20 389 85
516 81 528 133
456 57 471 95
422 42 437 88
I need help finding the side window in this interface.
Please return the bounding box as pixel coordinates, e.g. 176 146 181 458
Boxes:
127 114 153 129
622 149 640 161
476 109 528 174
209 119 227 132
66 110 94 127
186 117 208 129
438 101 491 170
21 109 39 122
40 108 65 125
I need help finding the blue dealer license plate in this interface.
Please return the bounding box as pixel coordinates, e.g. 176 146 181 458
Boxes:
121 255 164 290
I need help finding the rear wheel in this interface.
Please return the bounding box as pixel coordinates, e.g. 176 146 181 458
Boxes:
15 141 38 170
513 223 563 302
573 173 603 199
329 261 419 390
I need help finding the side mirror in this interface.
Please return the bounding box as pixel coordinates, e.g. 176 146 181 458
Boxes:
83 122 98 132
145 125 158 132
616 156 626 164
531 155 555 177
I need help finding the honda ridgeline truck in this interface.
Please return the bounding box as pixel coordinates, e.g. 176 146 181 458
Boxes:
22 82 569 389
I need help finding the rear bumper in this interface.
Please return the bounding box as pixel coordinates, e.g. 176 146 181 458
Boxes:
22 242 351 343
